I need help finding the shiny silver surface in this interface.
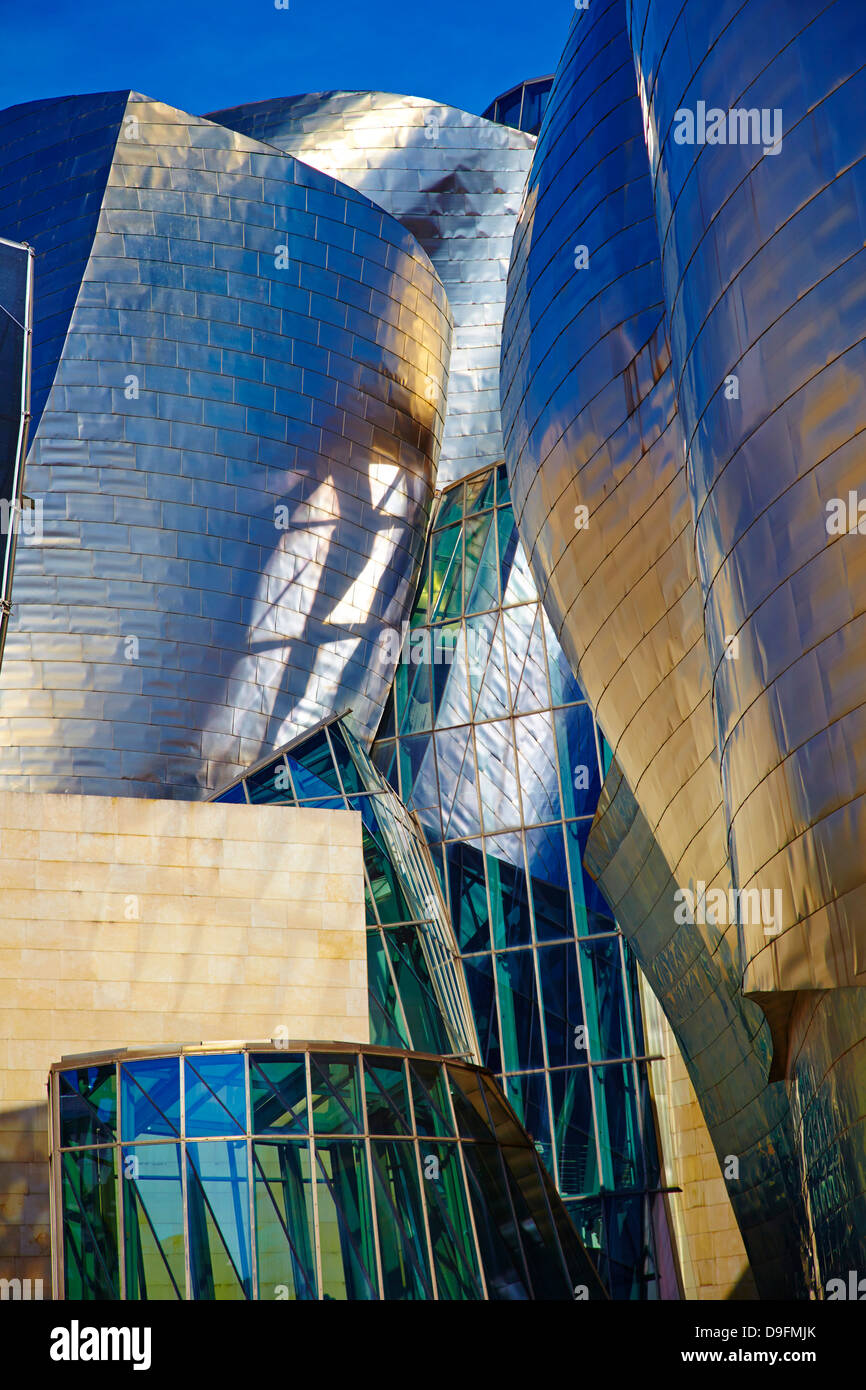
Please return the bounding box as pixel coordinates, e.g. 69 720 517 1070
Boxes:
499 0 816 1296
207 93 535 487
0 92 451 797
0 236 34 673
628 0 866 1289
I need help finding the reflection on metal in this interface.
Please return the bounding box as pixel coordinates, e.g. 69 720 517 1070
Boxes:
0 92 451 796
49 1041 608 1300
212 713 479 1065
499 1 824 1296
371 463 676 1299
0 236 34 673
208 93 535 487
628 0 866 1289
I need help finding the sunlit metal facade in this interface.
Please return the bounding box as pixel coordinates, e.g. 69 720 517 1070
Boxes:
208 93 535 487
0 91 451 796
500 0 866 1295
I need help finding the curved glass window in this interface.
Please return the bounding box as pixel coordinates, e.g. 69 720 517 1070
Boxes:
50 1045 608 1302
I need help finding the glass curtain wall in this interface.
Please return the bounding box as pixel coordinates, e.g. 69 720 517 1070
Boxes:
51 1044 607 1302
371 464 670 1298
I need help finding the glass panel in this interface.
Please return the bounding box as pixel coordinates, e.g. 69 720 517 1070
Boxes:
435 725 481 839
461 1141 530 1299
592 1063 643 1190
469 613 509 720
462 952 500 1073
430 522 463 621
123 1142 185 1300
363 828 412 925
367 932 409 1048
510 606 549 713
375 685 397 742
370 1139 433 1299
286 728 341 798
398 732 439 820
514 711 560 825
62 1148 119 1299
475 720 521 833
555 703 601 818
409 1060 455 1138
543 607 584 705
565 818 615 928
499 1143 571 1298
538 942 585 1068
496 947 545 1072
526 823 575 943
121 1058 180 1142
420 1140 485 1298
579 936 632 1060
396 648 432 735
184 1055 246 1137
446 838 490 953
504 1072 554 1177
384 925 453 1054
446 1065 494 1142
186 1140 252 1300
500 511 537 604
245 756 293 804
250 1054 308 1135
464 468 496 515
59 1065 116 1148
434 483 464 530
309 1054 362 1135
253 1139 318 1300
364 1056 410 1136
214 781 247 803
313 1138 379 1300
432 623 471 729
463 511 494 611
486 834 532 948
326 722 365 794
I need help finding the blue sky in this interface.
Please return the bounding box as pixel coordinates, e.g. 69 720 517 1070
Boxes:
1 0 571 118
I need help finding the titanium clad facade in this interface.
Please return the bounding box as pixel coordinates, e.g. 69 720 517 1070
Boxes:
208 93 535 487
499 2 810 1296
0 92 451 797
50 1043 608 1301
371 464 676 1300
628 0 866 1007
627 0 866 1290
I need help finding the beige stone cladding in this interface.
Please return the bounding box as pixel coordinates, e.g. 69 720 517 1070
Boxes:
0 791 367 1292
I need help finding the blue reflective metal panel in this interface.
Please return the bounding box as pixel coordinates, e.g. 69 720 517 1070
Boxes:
0 92 451 796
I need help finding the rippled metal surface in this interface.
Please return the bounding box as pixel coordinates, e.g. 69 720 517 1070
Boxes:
500 0 817 1296
208 93 535 488
625 0 866 1291
0 92 451 796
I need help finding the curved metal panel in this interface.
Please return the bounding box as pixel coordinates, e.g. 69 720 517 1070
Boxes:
0 92 451 797
207 92 535 487
500 0 811 1296
629 0 866 1007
